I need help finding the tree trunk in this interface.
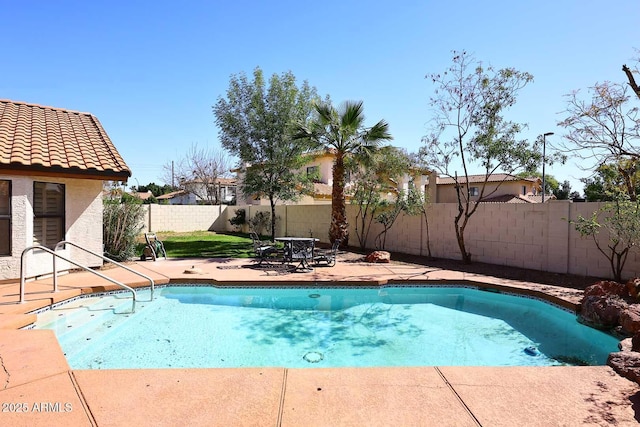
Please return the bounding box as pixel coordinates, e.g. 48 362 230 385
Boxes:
423 211 432 259
330 152 349 246
454 184 472 264
269 195 277 242
623 65 640 100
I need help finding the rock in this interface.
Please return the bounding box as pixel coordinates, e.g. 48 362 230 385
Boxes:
584 280 628 298
608 351 640 385
578 295 628 329
619 338 633 352
365 251 391 263
620 306 640 335
627 278 640 299
633 332 640 352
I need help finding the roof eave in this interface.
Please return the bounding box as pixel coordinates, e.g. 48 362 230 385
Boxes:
0 164 131 182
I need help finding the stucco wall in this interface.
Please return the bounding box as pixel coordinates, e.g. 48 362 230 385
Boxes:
435 180 537 203
0 175 103 281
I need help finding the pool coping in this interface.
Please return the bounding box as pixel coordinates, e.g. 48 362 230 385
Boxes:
1 256 639 426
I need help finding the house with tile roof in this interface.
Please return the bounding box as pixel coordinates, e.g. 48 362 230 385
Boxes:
235 149 360 205
156 189 197 205
428 173 553 203
177 177 237 205
235 148 548 206
0 99 131 281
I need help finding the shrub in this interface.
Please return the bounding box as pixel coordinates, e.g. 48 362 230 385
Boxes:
229 208 246 230
249 211 272 236
103 195 146 261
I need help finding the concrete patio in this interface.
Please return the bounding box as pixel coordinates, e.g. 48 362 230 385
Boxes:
0 253 639 426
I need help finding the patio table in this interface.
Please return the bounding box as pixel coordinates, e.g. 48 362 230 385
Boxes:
274 237 318 272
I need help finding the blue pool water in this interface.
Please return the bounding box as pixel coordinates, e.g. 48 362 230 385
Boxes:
34 285 619 369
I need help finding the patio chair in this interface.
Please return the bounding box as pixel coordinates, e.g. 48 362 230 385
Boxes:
313 239 341 267
250 231 278 265
141 233 167 261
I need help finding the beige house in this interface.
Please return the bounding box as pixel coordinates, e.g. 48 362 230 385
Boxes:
235 149 351 205
234 148 551 206
0 99 131 281
428 173 551 203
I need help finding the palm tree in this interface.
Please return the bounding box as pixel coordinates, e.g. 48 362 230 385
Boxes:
296 100 392 245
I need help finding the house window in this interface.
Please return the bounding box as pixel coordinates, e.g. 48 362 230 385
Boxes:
469 187 479 196
0 180 10 256
306 166 320 182
522 185 527 195
33 182 65 249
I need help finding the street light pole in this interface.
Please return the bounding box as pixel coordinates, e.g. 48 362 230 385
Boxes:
542 132 554 203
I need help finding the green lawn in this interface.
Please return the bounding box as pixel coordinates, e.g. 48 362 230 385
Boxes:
137 231 256 258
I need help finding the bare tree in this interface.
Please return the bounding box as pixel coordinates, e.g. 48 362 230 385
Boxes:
422 51 540 263
162 143 232 205
557 82 640 200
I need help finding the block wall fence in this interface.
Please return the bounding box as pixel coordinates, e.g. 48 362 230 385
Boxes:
141 202 640 281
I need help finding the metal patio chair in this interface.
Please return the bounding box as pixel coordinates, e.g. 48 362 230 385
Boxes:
313 239 341 267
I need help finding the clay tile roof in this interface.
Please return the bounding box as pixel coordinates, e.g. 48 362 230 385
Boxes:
437 173 536 185
0 99 131 181
156 190 188 200
481 194 532 203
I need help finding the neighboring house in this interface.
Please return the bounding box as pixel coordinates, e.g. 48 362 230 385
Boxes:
156 190 197 205
234 149 551 206
235 149 358 205
0 99 131 282
428 173 553 203
129 190 154 202
178 177 237 205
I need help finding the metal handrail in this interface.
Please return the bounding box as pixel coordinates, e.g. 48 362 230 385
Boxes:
54 241 155 301
20 245 137 313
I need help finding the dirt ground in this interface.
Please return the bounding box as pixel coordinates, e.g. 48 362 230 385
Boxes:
374 251 606 290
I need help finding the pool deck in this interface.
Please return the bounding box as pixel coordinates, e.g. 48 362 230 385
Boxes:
0 254 639 426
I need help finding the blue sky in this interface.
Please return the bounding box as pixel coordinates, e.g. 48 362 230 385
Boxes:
2 0 639 194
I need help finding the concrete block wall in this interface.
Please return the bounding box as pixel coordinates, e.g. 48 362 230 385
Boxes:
144 204 226 233
157 201 640 281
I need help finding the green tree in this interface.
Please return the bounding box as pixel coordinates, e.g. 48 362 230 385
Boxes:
296 100 392 245
213 67 320 240
421 51 541 263
582 161 640 202
350 146 410 250
571 195 640 282
553 180 572 200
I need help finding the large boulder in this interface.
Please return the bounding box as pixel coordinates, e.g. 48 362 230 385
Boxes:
633 332 640 352
578 295 628 330
584 280 628 298
365 251 391 263
619 305 640 335
608 351 640 384
627 278 640 299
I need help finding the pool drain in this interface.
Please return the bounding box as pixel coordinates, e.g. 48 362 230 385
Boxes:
308 293 321 299
303 351 324 363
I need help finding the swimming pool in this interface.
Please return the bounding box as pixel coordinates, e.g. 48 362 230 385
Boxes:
34 285 619 369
